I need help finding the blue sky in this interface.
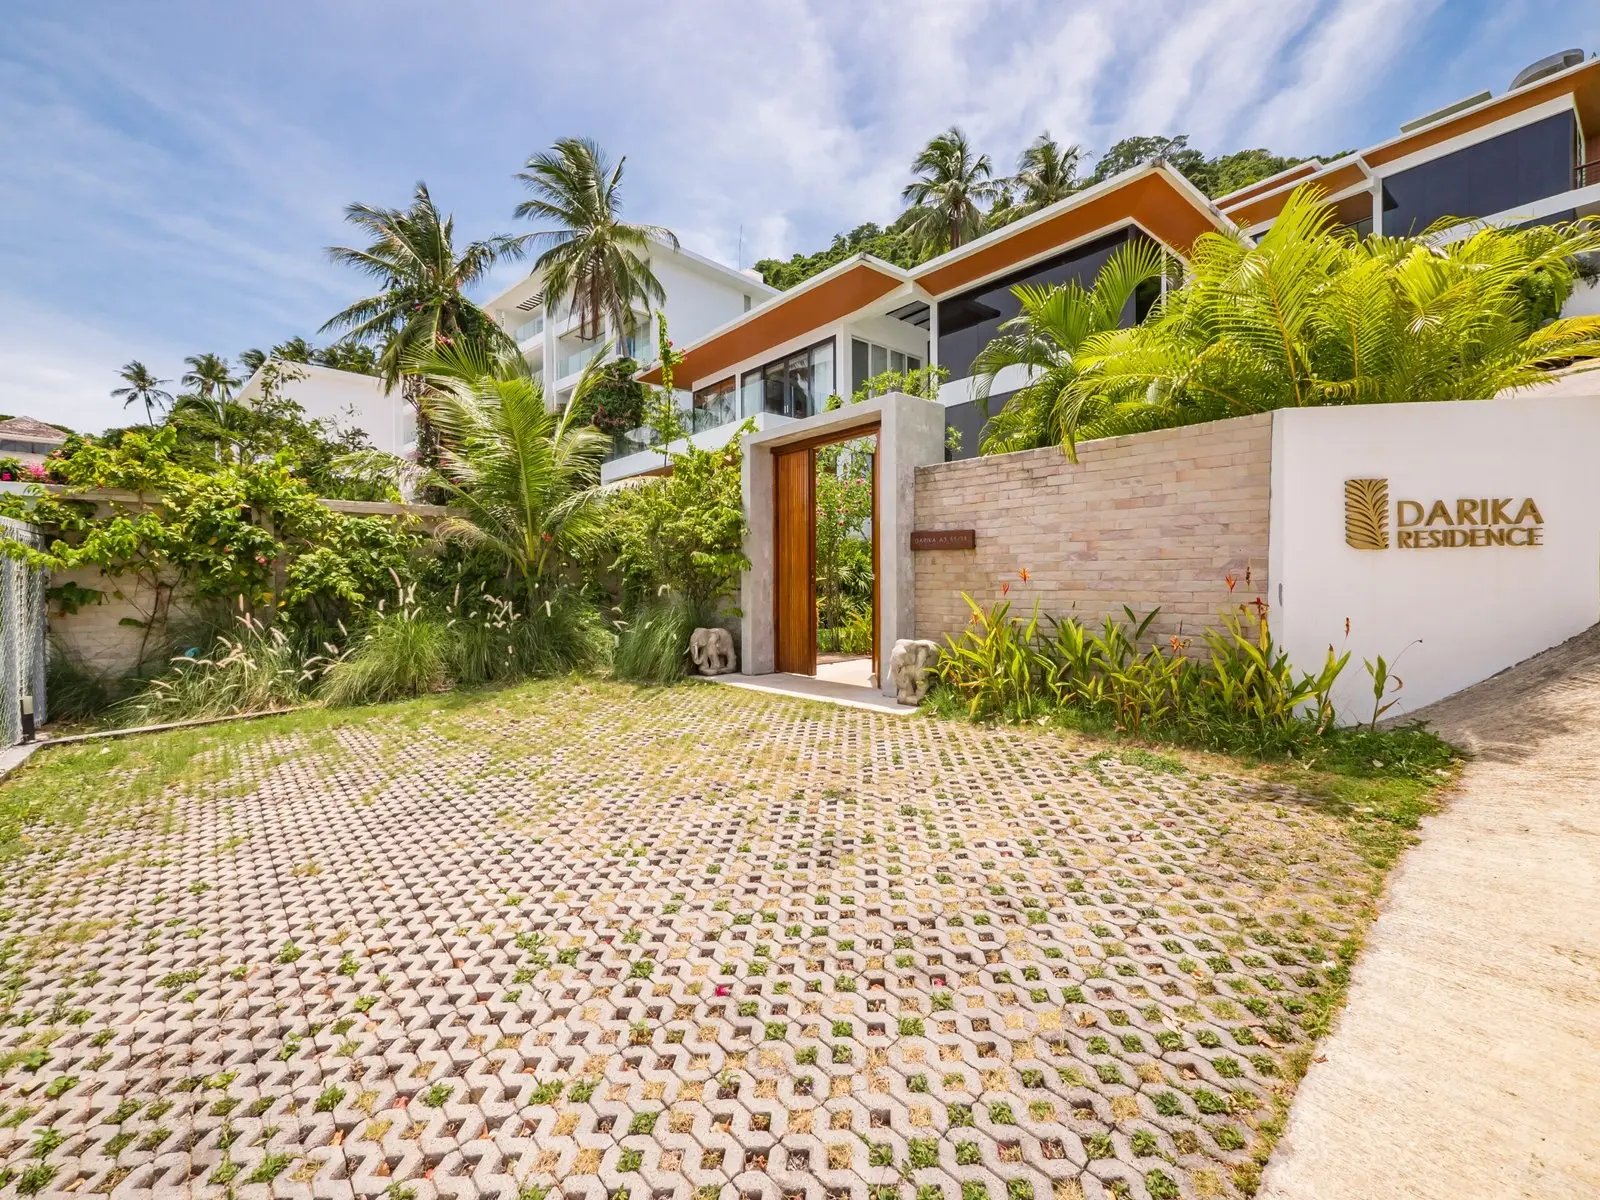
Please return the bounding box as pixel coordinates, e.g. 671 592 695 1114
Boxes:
2 0 1596 432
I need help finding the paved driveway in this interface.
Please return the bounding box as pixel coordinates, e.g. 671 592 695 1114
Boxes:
0 683 1378 1199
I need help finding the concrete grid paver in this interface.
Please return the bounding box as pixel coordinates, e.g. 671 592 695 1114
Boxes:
0 683 1375 1199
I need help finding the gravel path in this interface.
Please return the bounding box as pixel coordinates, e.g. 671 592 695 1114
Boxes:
1260 627 1600 1199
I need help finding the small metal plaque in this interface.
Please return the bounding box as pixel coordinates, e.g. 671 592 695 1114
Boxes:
909 529 976 551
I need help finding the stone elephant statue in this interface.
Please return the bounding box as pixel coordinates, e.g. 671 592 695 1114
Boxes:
889 638 941 705
689 627 737 676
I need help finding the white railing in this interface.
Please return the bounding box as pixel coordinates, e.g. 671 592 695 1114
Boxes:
514 313 545 343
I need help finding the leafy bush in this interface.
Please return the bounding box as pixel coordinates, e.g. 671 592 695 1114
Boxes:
934 586 1349 748
607 432 749 615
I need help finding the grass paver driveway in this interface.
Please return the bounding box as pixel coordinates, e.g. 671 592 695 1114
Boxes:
0 682 1389 1199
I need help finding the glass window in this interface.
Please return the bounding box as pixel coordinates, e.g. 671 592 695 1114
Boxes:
1380 110 1576 236
936 227 1145 380
692 378 737 431
852 338 870 396
870 343 888 377
738 338 836 420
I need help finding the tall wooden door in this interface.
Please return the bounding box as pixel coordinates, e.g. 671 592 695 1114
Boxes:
773 447 816 675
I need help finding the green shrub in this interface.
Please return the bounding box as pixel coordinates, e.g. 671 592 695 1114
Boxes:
448 585 609 684
612 595 696 684
321 591 451 707
43 643 116 722
112 614 325 726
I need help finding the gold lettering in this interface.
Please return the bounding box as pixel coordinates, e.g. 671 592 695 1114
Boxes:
1505 527 1528 546
1397 530 1414 548
1397 500 1424 527
1528 526 1544 546
1457 499 1480 525
1486 528 1507 546
1426 500 1453 526
1469 527 1487 547
1490 498 1514 525
1513 498 1544 525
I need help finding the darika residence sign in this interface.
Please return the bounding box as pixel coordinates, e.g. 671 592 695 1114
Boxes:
1344 478 1544 550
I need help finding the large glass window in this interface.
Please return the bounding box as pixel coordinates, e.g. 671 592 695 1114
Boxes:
739 338 836 419
1379 110 1577 236
691 378 737 431
849 338 923 396
936 228 1144 380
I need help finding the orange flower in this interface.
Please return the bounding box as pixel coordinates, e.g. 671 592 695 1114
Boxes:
1018 567 1030 582
1001 581 1011 595
1225 574 1237 593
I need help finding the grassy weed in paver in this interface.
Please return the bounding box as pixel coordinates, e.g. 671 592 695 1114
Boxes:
0 679 1453 1196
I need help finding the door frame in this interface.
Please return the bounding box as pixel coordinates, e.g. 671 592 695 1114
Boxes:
771 421 882 679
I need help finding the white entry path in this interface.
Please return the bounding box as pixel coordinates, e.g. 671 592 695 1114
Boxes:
1261 626 1600 1198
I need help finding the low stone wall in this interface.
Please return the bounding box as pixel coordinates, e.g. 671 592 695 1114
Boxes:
912 413 1273 646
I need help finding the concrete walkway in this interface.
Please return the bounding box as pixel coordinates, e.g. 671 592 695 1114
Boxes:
1261 627 1600 1199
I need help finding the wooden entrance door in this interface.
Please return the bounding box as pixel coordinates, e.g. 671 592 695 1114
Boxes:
773 446 816 675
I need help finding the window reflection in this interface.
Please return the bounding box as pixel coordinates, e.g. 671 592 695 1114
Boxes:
739 338 836 419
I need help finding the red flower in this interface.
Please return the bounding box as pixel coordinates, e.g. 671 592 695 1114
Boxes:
1018 568 1029 582
1225 574 1237 593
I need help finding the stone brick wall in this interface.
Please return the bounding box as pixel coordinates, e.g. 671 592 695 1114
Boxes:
913 413 1272 646
49 567 188 676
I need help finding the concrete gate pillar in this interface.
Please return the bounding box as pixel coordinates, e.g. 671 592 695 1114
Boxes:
740 391 946 698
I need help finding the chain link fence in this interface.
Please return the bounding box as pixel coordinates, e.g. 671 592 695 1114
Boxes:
1 517 48 746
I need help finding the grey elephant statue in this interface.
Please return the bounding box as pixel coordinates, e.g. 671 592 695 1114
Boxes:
689 627 737 676
889 638 940 705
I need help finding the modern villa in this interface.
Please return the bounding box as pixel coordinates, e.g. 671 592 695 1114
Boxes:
605 48 1600 480
481 239 777 451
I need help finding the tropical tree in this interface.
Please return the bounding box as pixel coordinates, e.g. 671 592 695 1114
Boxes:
111 361 174 425
412 341 611 608
322 183 528 461
1049 187 1600 454
514 137 677 342
1010 134 1083 214
970 238 1167 453
181 353 240 404
901 127 1002 254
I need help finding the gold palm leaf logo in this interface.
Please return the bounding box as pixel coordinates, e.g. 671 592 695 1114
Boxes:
1344 478 1390 550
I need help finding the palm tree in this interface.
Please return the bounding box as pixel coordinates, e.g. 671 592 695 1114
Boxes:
322 182 528 462
1055 187 1600 453
1010 134 1082 214
970 238 1166 454
180 353 239 404
901 127 1002 255
514 137 677 342
111 361 174 425
414 340 612 608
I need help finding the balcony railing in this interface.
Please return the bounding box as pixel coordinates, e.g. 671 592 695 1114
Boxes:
1577 160 1600 190
513 313 544 343
603 390 743 463
557 341 605 379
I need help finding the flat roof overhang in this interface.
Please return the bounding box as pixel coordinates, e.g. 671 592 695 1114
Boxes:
1224 57 1600 229
639 258 906 386
913 167 1225 298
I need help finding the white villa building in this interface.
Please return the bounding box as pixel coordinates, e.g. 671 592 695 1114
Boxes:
236 361 415 457
482 240 777 482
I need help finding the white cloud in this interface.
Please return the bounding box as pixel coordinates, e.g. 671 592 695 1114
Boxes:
0 0 1572 430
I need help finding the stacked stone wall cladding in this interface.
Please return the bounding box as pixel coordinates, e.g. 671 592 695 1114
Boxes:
913 414 1273 647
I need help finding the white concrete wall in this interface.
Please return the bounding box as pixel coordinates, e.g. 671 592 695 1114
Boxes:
239 364 415 457
652 255 761 346
1269 397 1600 722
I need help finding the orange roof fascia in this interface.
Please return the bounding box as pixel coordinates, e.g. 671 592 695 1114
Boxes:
1218 161 1322 210
1228 59 1600 228
912 172 1221 298
639 260 903 386
1225 161 1369 228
